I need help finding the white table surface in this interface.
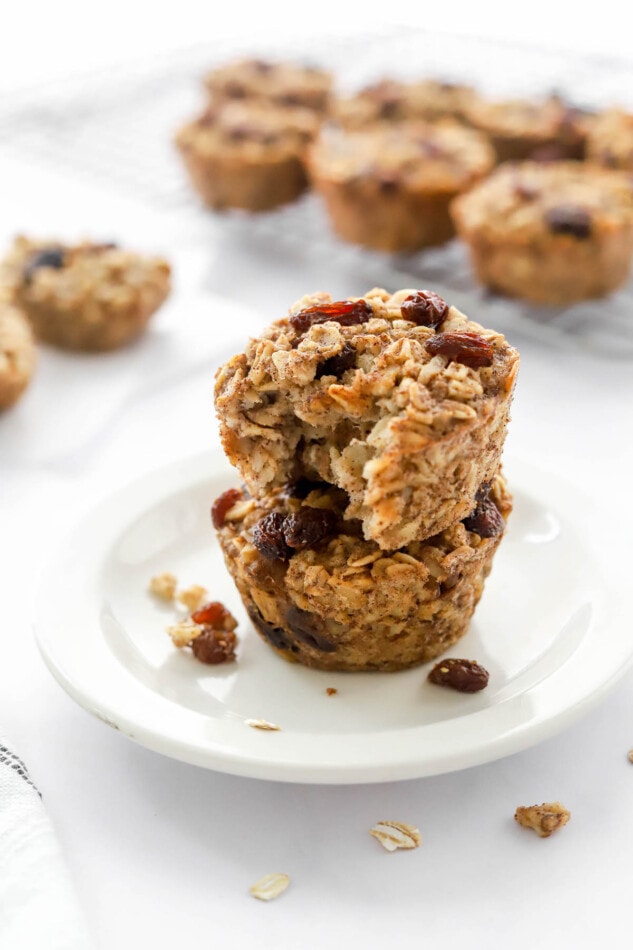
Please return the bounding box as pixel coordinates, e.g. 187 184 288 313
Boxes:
2 15 633 949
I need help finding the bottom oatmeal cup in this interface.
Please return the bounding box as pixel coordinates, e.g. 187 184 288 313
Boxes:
213 475 512 673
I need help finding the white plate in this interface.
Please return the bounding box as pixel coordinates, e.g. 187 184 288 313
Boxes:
35 451 629 784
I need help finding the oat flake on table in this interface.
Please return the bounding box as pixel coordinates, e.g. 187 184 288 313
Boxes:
249 873 290 901
369 821 422 851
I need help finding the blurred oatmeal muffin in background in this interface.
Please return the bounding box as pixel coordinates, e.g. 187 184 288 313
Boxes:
204 57 333 114
0 237 171 352
307 119 495 251
463 94 590 163
452 160 633 304
586 109 633 171
176 99 319 211
331 77 480 128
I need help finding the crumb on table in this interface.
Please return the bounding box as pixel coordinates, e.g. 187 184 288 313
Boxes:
514 802 570 838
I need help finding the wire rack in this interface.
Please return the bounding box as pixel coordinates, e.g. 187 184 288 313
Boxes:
2 27 633 357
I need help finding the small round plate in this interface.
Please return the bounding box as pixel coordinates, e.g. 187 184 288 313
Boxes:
35 451 628 784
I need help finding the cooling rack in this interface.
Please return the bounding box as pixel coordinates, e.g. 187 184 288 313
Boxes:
1 26 633 356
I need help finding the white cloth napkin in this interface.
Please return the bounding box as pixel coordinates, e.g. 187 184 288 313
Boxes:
0 737 93 950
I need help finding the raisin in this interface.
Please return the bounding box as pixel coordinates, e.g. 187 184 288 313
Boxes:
378 99 400 119
285 606 337 652
251 59 273 73
428 658 489 693
224 81 246 98
23 247 66 284
462 488 505 538
211 488 242 529
279 92 303 107
191 628 237 664
289 299 372 335
283 506 338 550
284 477 329 499
378 173 400 193
225 124 252 141
315 343 356 379
252 511 292 560
545 205 592 239
401 290 449 328
425 332 494 368
248 606 298 653
514 182 539 201
191 601 233 628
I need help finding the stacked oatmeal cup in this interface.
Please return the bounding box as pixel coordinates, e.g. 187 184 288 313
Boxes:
212 287 519 673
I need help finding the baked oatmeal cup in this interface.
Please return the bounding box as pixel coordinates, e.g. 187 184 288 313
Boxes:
332 77 479 128
586 109 633 171
215 288 519 549
307 119 495 251
1 237 171 352
452 161 633 304
213 474 512 672
0 299 36 410
204 57 332 113
175 100 319 211
463 95 589 163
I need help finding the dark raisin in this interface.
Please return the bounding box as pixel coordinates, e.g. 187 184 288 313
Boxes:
252 511 292 560
191 601 233 628
315 343 356 379
462 486 504 538
224 81 246 98
428 657 489 692
225 124 253 141
425 332 494 368
191 627 237 664
279 92 303 107
251 59 273 73
283 506 338 551
285 606 337 652
545 205 592 239
23 247 66 284
289 299 372 335
378 99 400 119
377 173 400 193
284 477 329 499
248 606 299 653
211 488 242 529
401 290 449 328
514 182 539 201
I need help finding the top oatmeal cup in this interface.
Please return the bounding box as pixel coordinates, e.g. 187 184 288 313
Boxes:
215 288 519 549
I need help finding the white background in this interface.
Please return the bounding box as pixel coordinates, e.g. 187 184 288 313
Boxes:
2 3 633 948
